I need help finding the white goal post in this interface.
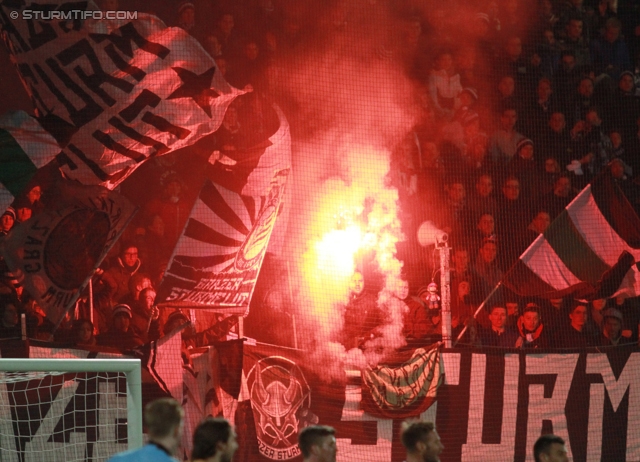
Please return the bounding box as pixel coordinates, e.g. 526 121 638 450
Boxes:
0 358 143 462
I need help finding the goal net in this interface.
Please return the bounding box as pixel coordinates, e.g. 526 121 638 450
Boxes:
0 358 143 462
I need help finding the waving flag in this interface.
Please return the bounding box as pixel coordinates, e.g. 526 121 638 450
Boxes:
0 0 243 190
503 172 640 299
0 186 136 328
156 104 291 313
0 111 61 213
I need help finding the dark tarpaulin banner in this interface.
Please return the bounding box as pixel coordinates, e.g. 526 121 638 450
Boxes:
233 342 346 462
0 186 137 329
156 105 291 313
435 348 640 462
3 341 640 461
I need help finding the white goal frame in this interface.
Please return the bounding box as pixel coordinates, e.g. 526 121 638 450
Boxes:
0 358 143 454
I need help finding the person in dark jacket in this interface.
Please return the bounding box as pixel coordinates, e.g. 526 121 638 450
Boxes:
97 304 143 350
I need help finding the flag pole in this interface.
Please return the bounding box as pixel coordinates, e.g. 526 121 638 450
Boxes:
286 261 298 349
454 281 502 346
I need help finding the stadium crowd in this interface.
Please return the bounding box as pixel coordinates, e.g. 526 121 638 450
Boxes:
1 0 640 353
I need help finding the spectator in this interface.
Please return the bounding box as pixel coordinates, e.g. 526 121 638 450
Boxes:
101 243 142 305
490 107 526 165
401 421 444 462
71 318 96 348
428 51 463 120
96 304 144 350
521 78 558 141
570 107 614 182
119 273 153 306
176 1 196 35
342 271 383 350
555 301 595 348
464 173 497 220
596 307 634 346
558 18 592 71
213 12 243 59
403 284 442 344
143 174 191 249
25 184 44 215
569 76 597 126
540 157 563 195
13 198 32 224
449 247 479 328
478 305 519 347
226 39 266 90
464 213 496 257
495 176 532 255
542 174 575 219
552 52 582 110
138 214 172 278
494 36 535 98
536 28 562 78
472 237 503 298
539 112 573 168
191 417 239 462
0 295 21 339
508 138 542 200
107 398 183 462
203 34 223 58
591 17 632 82
0 207 15 236
516 302 549 348
494 75 518 116
130 287 161 344
612 71 640 141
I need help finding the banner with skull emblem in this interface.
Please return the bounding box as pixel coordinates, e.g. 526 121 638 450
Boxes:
234 343 346 462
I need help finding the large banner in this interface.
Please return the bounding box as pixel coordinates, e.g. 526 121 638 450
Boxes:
156 105 291 313
3 342 640 461
1 186 137 328
435 348 640 462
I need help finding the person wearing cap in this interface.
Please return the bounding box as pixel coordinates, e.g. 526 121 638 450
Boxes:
596 307 634 346
97 304 143 350
516 303 549 348
13 197 32 224
0 207 15 236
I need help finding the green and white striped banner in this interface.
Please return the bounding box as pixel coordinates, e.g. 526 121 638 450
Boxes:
504 172 640 299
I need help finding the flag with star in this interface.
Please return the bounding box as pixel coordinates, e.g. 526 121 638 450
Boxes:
0 0 244 190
